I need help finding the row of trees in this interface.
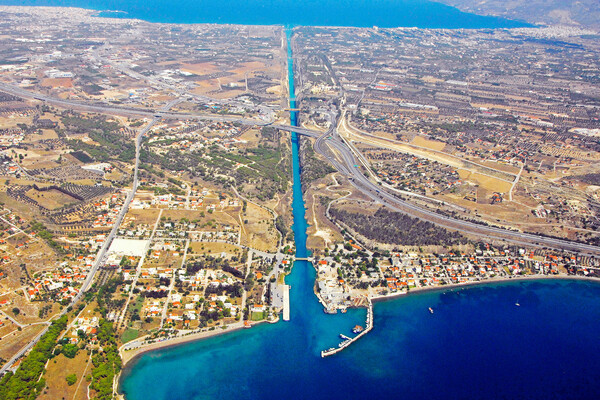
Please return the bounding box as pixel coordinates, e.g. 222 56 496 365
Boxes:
0 316 68 400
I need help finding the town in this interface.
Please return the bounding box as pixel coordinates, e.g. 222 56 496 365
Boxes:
0 5 598 400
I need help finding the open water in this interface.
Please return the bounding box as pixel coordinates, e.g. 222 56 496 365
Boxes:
5 1 598 399
0 0 532 28
120 27 600 400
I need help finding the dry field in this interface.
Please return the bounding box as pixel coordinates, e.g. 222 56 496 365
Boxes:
457 169 513 193
0 115 32 129
40 78 74 88
239 202 278 252
25 188 78 210
411 135 447 151
188 241 242 256
162 209 239 229
39 352 91 400
11 148 64 169
122 208 161 227
0 323 46 362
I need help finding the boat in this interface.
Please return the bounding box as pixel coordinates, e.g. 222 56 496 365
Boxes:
515 302 520 307
341 308 347 313
429 307 434 314
352 325 364 334
324 308 338 314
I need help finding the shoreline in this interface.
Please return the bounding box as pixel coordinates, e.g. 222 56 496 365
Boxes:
119 320 270 368
117 274 600 366
369 274 600 304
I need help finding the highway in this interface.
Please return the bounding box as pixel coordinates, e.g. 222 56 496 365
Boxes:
305 115 600 256
2 79 598 255
0 117 157 375
1 70 600 374
0 82 273 125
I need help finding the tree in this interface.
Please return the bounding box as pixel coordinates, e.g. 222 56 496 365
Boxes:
66 374 77 386
62 343 79 359
12 307 19 316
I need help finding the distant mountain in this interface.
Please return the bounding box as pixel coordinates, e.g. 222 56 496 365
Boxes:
436 0 600 29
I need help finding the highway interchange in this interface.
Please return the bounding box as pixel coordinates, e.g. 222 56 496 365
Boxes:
1 69 599 373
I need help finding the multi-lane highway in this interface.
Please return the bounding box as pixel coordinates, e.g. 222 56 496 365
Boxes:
1 74 600 374
2 80 599 256
303 116 600 256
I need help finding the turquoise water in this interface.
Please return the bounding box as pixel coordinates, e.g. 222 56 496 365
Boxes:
119 27 600 400
0 0 532 28
120 279 600 400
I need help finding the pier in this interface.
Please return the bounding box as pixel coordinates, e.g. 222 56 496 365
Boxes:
282 284 290 321
320 298 374 358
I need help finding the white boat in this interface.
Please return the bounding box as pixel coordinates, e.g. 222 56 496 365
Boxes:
428 307 434 314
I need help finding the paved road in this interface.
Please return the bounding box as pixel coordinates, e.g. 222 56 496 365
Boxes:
0 117 157 375
305 116 600 256
0 82 273 125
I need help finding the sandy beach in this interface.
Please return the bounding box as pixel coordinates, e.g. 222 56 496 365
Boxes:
120 274 599 367
120 320 272 367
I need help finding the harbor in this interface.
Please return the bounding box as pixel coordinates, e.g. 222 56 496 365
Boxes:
321 299 374 358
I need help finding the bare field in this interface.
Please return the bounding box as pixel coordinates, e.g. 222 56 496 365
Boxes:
25 188 78 210
411 135 447 151
458 169 513 193
40 78 74 88
240 202 278 252
122 208 161 227
0 323 45 362
39 352 91 400
188 241 241 256
163 209 239 228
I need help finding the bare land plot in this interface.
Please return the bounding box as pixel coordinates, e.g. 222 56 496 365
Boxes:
38 352 91 400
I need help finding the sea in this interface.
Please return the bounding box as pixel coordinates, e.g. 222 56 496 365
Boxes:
0 0 532 28
5 1 598 399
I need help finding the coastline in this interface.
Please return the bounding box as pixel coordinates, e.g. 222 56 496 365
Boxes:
119 274 600 366
119 320 270 367
369 274 600 304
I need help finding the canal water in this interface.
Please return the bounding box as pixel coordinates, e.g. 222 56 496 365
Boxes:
119 28 600 400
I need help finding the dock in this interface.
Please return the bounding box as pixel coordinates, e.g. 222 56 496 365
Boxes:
282 284 290 321
321 298 373 358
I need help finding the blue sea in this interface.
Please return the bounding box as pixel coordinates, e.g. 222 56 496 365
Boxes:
119 23 600 400
120 275 600 400
8 2 597 400
0 0 532 28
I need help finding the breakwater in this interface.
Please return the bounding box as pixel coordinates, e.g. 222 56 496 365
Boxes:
321 299 373 357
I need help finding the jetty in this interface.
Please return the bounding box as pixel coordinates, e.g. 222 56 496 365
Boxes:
321 298 374 358
282 284 290 321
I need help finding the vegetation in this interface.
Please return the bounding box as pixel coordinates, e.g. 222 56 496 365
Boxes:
30 221 62 253
299 138 334 187
141 140 290 201
65 374 77 386
0 316 68 400
63 114 135 162
90 320 121 400
330 206 468 246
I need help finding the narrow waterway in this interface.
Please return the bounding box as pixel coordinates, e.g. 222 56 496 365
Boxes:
119 28 600 400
